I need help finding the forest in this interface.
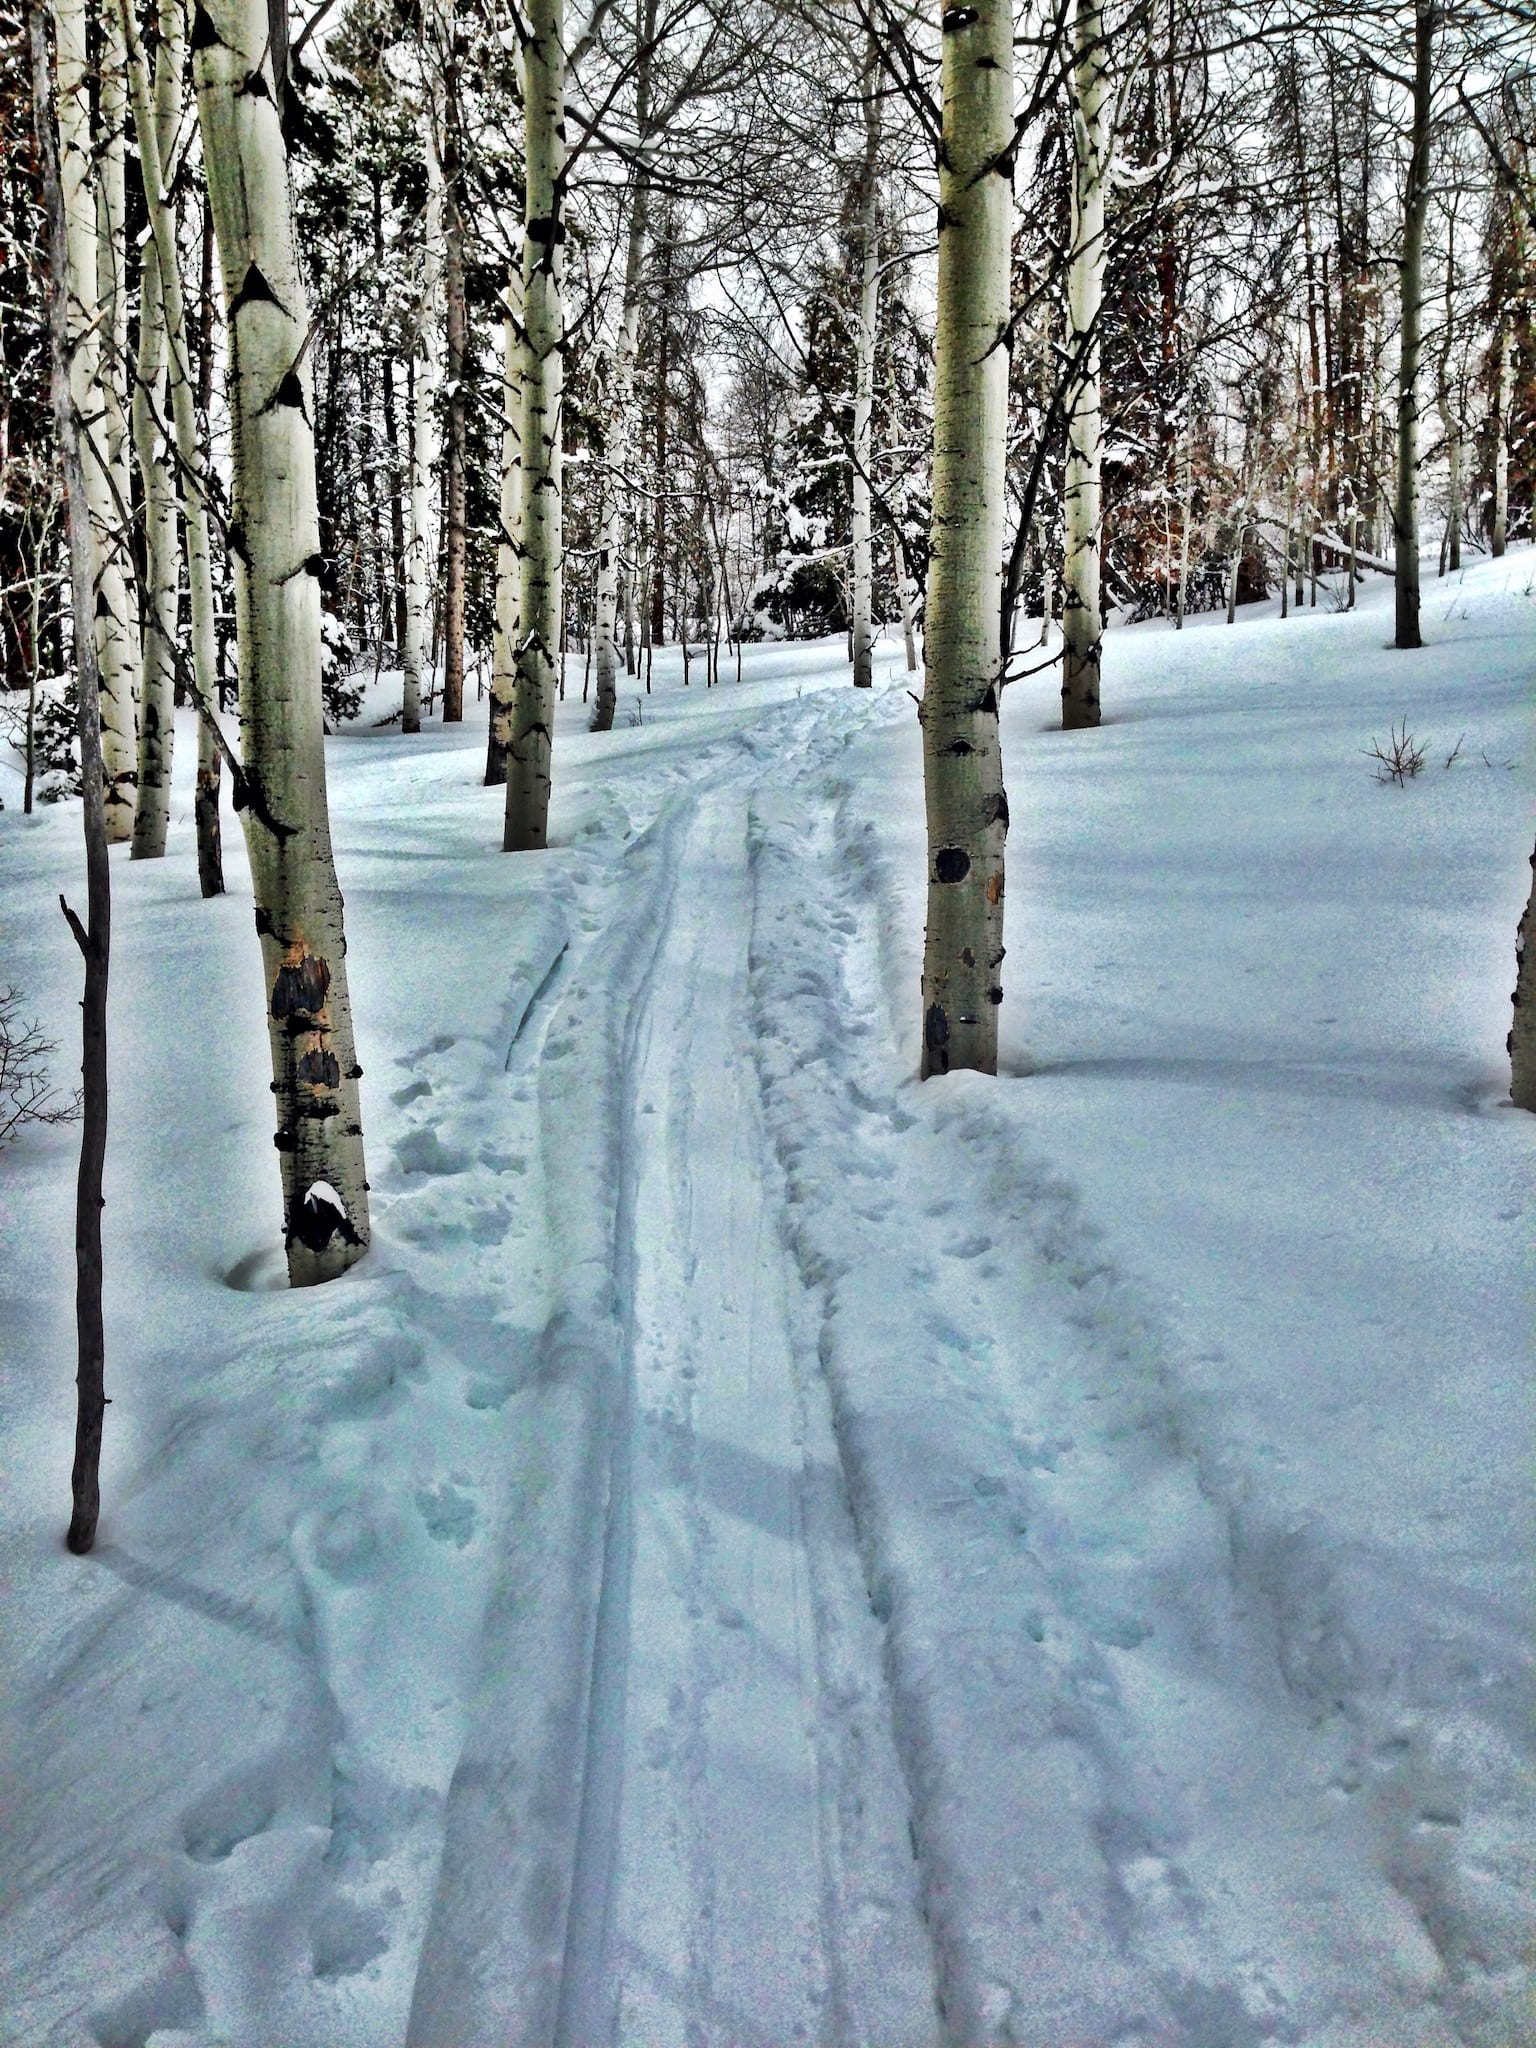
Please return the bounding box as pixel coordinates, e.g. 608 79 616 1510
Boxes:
1 0 1533 2040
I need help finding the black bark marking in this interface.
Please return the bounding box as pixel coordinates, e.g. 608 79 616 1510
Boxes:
241 67 271 99
943 738 975 756
271 952 330 1021
274 370 306 409
974 684 998 716
229 263 282 318
942 5 979 26
987 987 1003 1004
935 846 971 884
986 788 1009 828
227 520 252 565
925 1003 950 1072
345 1063 363 1079
289 1184 362 1254
189 4 221 51
297 1045 340 1090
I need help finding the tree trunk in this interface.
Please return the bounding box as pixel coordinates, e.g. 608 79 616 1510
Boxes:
403 34 445 733
486 261 522 783
1511 840 1536 1109
1061 0 1107 727
441 7 466 725
919 0 1012 1080
195 193 224 894
129 0 184 859
122 0 223 887
851 35 880 690
33 0 112 1554
194 0 370 1284
503 0 565 852
55 0 137 841
893 523 919 672
1393 0 1432 648
1491 320 1511 557
97 0 139 837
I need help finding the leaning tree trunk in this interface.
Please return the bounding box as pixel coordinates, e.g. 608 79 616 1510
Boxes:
486 260 522 783
194 0 370 1284
1061 0 1108 728
32 0 112 1554
919 0 1012 1079
1394 0 1433 649
503 0 565 852
403 31 445 733
55 0 137 841
850 33 881 690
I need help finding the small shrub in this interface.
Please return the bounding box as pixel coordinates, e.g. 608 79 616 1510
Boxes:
1365 718 1427 785
0 987 80 1148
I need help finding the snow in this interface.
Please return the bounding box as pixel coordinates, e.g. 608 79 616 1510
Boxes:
0 554 1531 2047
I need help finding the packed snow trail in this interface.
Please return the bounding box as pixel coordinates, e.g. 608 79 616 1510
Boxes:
405 667 938 2047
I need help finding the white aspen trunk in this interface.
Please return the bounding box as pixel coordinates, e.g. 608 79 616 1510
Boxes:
1394 0 1432 648
129 0 184 859
403 35 445 734
919 0 1012 1080
893 524 919 671
1281 472 1294 618
851 35 880 690
194 0 370 1283
130 242 176 856
503 0 564 852
122 0 222 878
97 0 139 834
591 202 648 732
1175 424 1192 628
55 0 137 840
1061 0 1107 727
486 262 523 782
1491 321 1511 557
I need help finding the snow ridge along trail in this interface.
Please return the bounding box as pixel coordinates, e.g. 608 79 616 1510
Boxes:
746 745 1530 2046
408 669 936 2048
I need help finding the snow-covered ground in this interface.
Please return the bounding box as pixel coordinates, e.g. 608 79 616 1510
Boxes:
1 553 1531 2047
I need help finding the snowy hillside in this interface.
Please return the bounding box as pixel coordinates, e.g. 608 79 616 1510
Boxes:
1 554 1531 2046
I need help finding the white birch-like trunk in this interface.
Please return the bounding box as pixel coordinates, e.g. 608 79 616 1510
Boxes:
403 32 445 734
1394 0 1432 649
893 524 919 671
591 205 647 732
1175 423 1192 628
503 0 564 852
194 0 370 1283
1491 321 1511 557
486 264 523 782
1512 841 1536 1109
122 0 222 877
97 0 139 833
56 0 137 840
1061 0 1107 727
850 36 880 690
919 0 1012 1079
129 0 184 859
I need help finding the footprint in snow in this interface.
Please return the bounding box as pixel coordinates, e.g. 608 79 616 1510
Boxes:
416 1476 478 1549
394 1127 470 1176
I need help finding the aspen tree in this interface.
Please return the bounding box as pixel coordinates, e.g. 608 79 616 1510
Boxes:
404 16 446 734
54 0 137 840
129 0 184 860
1490 318 1511 555
919 0 1012 1080
486 264 522 783
503 0 565 852
591 3 655 739
1061 0 1107 729
850 33 880 690
121 0 224 880
441 0 466 724
1393 0 1433 649
1512 842 1536 1110
193 0 370 1282
97 0 140 833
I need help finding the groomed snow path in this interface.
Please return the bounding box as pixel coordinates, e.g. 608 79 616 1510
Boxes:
1 556 1532 2047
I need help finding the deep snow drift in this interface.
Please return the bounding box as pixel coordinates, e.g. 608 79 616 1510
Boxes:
0 552 1531 2047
